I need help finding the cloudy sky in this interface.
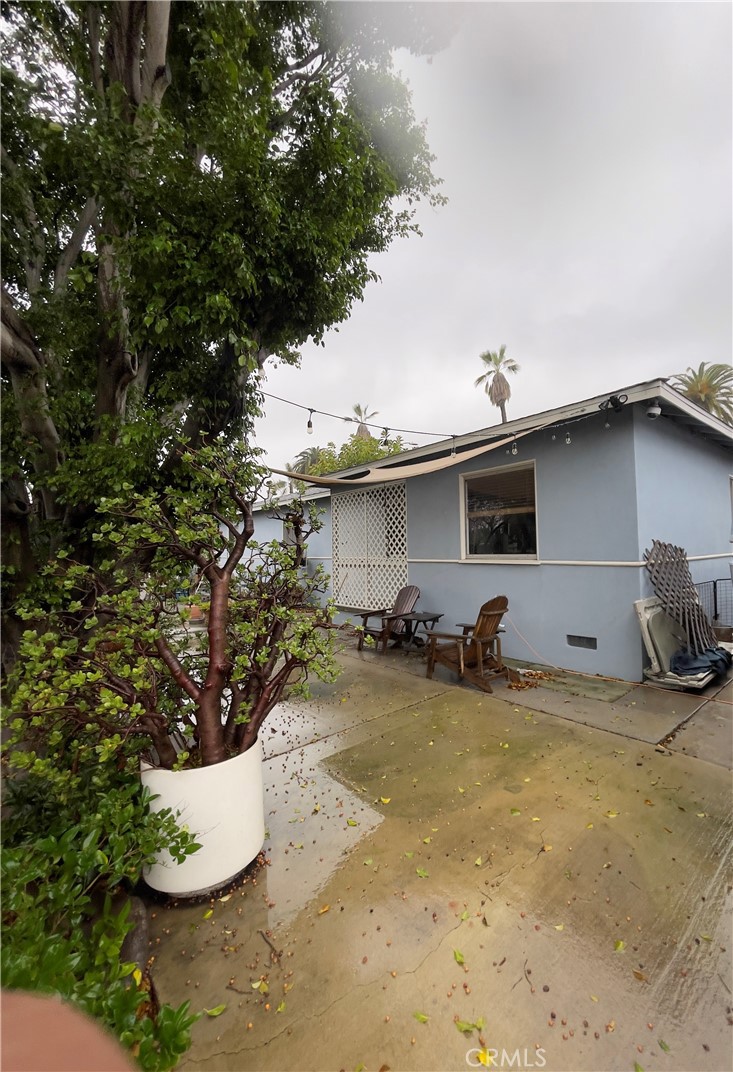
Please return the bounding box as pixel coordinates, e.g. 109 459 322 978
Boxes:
254 1 732 470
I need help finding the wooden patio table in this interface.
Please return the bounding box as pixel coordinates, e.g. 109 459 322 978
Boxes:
386 610 444 651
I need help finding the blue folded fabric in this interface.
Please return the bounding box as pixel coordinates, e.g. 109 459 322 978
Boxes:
670 646 732 676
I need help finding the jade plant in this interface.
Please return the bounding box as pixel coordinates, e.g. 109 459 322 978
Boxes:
4 443 338 772
1 443 337 1068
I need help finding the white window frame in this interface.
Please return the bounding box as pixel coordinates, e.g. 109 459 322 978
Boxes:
460 461 539 561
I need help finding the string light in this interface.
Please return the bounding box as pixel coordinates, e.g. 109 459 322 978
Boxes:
263 390 600 456
262 391 455 442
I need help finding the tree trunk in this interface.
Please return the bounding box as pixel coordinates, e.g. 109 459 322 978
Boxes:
1 290 63 520
93 1 172 433
195 572 230 766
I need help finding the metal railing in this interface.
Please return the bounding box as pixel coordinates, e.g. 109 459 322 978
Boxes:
695 577 733 627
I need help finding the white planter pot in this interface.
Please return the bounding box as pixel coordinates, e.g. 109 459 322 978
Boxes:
141 741 265 897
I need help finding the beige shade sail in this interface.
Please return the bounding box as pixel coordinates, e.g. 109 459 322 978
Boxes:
269 422 548 487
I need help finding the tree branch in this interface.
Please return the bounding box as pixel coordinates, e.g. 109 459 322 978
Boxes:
140 0 171 110
154 635 202 702
54 197 98 294
1 145 46 295
1 288 63 521
86 2 105 97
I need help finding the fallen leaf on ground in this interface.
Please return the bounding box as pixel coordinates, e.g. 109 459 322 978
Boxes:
205 1004 227 1016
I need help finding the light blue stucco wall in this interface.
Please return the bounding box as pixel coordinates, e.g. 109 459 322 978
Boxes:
406 408 731 681
632 410 732 586
408 409 641 562
254 410 731 682
406 410 648 679
251 498 334 599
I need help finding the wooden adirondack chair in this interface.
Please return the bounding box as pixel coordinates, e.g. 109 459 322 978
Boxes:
425 595 514 692
356 585 420 653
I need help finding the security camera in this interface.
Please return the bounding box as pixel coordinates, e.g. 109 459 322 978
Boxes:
646 401 661 420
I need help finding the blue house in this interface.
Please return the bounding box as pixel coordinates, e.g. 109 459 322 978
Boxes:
257 379 732 683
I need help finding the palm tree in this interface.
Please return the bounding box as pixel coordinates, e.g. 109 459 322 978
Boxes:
670 362 733 425
474 345 520 424
352 402 378 439
292 447 323 474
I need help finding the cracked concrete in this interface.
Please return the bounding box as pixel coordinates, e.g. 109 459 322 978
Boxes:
148 646 733 1072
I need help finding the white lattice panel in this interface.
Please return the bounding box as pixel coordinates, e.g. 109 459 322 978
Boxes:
332 484 407 607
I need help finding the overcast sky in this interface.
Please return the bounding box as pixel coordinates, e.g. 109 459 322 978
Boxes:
254 1 732 470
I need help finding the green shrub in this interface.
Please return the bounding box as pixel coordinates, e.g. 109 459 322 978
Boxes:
2 639 200 1070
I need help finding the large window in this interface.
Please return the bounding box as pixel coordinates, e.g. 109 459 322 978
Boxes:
464 463 537 557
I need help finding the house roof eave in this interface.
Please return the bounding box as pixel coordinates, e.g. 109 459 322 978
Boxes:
271 377 732 489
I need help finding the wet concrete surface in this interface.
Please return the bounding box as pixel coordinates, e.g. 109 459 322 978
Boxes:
149 647 733 1072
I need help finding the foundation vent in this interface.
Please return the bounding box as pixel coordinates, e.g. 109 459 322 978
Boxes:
567 634 597 650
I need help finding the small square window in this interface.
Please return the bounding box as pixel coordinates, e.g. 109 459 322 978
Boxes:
464 464 537 557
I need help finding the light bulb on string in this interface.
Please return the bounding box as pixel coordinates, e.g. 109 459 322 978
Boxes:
307 409 314 435
565 431 572 445
511 442 518 456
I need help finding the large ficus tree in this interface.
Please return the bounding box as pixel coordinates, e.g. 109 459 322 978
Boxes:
1 0 449 659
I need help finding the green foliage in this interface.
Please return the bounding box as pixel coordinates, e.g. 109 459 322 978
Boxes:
2 440 340 1067
1 1 447 591
308 432 404 475
2 724 199 1071
6 442 339 769
670 362 733 425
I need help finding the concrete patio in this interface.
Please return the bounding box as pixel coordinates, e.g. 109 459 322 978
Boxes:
149 640 733 1072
